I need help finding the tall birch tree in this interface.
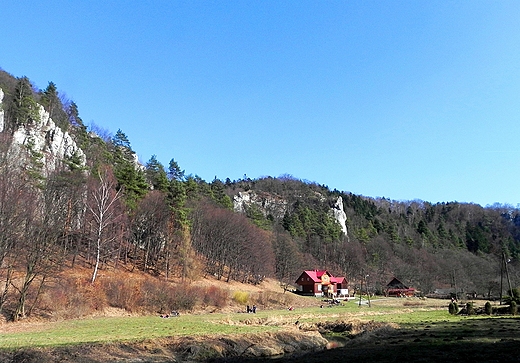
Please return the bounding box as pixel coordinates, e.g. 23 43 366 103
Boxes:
87 166 123 283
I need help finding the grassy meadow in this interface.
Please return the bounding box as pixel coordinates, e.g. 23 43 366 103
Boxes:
0 296 501 350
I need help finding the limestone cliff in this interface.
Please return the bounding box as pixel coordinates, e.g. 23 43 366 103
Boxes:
330 196 348 235
233 190 348 237
0 89 4 133
0 87 86 173
233 190 288 221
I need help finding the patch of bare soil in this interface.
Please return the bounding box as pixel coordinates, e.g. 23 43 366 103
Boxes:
214 317 520 363
0 318 401 363
0 330 328 363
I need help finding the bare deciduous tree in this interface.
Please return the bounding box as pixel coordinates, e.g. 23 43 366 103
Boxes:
192 203 274 283
86 166 124 283
131 191 170 273
0 135 26 312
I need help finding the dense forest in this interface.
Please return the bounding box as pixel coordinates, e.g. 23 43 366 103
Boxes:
0 69 519 321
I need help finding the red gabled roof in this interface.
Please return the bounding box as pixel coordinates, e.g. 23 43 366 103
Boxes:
330 276 347 284
302 270 322 283
296 270 348 285
297 270 330 283
315 270 329 279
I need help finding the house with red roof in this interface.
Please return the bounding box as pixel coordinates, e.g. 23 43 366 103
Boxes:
295 270 349 297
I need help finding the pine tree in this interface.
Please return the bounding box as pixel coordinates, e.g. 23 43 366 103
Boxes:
145 155 169 191
40 81 69 131
8 76 38 129
110 129 148 209
168 158 185 181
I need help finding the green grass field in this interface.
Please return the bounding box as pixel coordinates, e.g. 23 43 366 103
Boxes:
0 297 472 349
1 297 519 363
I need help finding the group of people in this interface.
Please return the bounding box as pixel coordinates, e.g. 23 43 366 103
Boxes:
160 310 180 318
246 305 257 313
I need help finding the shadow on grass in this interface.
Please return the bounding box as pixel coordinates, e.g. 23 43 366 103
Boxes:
211 317 520 363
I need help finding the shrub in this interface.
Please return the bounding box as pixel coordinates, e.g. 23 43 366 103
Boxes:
169 286 198 311
139 279 200 313
202 286 229 308
103 277 142 312
232 291 249 305
448 302 457 315
39 277 96 319
251 291 267 307
140 279 173 313
79 279 108 315
466 302 475 316
510 301 517 315
505 288 520 305
484 301 492 315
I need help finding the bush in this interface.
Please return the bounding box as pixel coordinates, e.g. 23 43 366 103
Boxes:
251 291 279 307
103 277 142 312
505 288 520 305
140 279 173 313
202 286 229 308
66 278 109 314
448 302 457 315
510 301 517 315
169 286 198 311
232 291 249 305
484 301 492 315
139 279 200 313
40 277 100 319
466 302 475 316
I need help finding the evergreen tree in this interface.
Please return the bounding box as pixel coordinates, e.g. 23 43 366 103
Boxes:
112 129 133 154
113 162 148 210
40 82 58 117
168 158 185 181
110 129 148 209
210 178 233 210
67 101 85 129
8 76 38 129
67 101 89 150
145 155 169 191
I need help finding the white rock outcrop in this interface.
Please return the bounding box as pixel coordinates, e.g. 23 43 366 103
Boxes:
1 88 86 173
233 190 288 220
0 88 4 133
234 191 348 238
331 196 348 236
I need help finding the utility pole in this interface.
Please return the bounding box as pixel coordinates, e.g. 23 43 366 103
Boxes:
504 252 513 300
358 275 363 307
453 269 457 301
500 254 504 305
366 274 371 307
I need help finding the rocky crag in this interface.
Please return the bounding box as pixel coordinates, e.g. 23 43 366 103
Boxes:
0 87 86 173
233 190 348 236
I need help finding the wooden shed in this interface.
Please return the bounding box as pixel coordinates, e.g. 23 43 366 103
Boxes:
385 277 416 297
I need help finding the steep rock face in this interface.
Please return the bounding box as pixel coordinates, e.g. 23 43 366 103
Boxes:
233 190 288 221
233 191 348 237
0 88 86 173
0 88 4 133
330 196 348 235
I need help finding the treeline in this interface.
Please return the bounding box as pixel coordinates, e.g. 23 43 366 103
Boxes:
227 176 520 297
0 71 283 321
0 70 519 323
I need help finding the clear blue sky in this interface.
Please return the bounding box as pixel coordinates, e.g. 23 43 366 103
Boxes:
1 1 519 207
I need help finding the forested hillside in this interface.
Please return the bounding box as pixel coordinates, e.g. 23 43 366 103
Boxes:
229 176 520 296
0 69 519 321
